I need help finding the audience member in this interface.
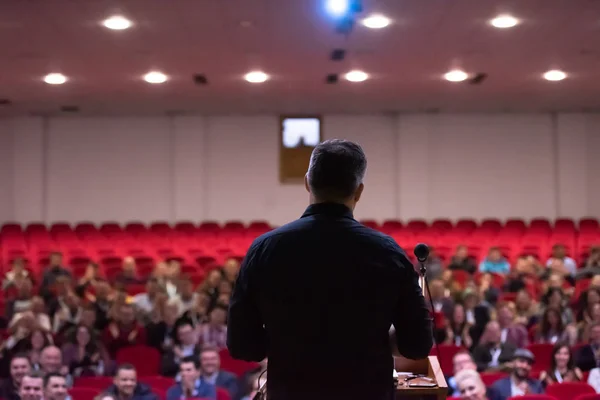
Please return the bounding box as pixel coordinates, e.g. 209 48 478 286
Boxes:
455 369 489 400
496 303 528 348
172 277 198 316
40 252 72 303
18 371 44 400
539 342 582 387
0 353 32 400
447 351 477 397
104 364 158 400
2 258 30 290
448 245 477 274
576 322 600 371
43 372 70 400
197 305 228 350
490 349 543 400
165 356 216 400
102 303 146 358
479 247 510 275
160 320 201 377
472 321 516 372
61 324 110 377
547 244 577 277
199 346 239 399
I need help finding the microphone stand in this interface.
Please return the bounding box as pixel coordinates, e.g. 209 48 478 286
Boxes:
417 257 441 362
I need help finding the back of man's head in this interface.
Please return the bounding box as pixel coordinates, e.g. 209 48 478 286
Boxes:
306 139 367 203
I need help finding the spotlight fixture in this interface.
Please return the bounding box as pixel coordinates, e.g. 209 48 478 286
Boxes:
490 14 519 29
244 71 269 83
102 15 132 30
43 73 68 85
143 71 168 84
326 0 350 17
543 70 567 81
362 14 390 29
444 69 469 82
345 70 368 82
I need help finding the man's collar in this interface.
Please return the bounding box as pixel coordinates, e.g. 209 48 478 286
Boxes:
301 202 354 219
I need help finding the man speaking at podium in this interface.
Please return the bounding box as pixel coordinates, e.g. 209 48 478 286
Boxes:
227 139 433 400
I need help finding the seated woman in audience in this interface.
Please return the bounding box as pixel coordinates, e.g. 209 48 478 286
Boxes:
577 287 600 322
2 258 30 290
448 245 477 274
443 303 473 349
540 287 575 326
534 307 572 344
75 262 102 296
546 244 577 277
221 257 241 285
514 290 539 327
577 246 600 280
579 302 600 342
61 324 111 377
476 274 500 308
479 247 510 275
454 369 489 400
539 342 582 387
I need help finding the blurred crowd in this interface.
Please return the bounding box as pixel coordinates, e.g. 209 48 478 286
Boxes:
0 252 266 400
428 243 600 400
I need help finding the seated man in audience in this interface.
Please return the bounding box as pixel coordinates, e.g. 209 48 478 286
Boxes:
472 321 516 372
546 244 577 277
490 349 543 400
19 371 44 400
40 252 72 304
2 258 30 290
104 363 158 400
479 247 510 275
52 290 82 334
102 303 147 358
199 346 239 400
132 278 162 318
114 257 145 289
39 346 72 387
576 322 600 371
0 353 32 400
166 356 216 400
160 320 202 377
43 372 70 400
447 351 478 397
448 245 477 274
496 302 529 348
198 305 228 350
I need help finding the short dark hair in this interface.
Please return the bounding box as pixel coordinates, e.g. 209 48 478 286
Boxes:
115 363 136 375
11 353 31 366
43 372 66 388
307 139 367 201
180 355 200 370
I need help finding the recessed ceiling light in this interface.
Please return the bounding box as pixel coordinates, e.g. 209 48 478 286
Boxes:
143 71 168 84
345 70 368 82
43 73 67 85
444 69 469 82
543 69 567 81
102 15 132 30
362 14 390 29
244 71 269 83
490 14 519 29
326 0 350 17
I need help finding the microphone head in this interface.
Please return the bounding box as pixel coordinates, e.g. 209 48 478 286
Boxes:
414 243 430 262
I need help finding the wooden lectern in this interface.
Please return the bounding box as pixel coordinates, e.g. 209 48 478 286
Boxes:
394 355 448 400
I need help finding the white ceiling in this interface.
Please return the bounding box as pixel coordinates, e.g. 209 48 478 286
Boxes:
0 0 599 116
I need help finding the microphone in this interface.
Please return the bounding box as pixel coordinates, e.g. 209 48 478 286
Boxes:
413 243 430 263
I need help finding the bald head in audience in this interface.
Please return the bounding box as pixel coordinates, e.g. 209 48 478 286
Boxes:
40 346 63 374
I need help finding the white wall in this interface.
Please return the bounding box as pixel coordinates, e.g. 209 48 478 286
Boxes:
0 113 598 226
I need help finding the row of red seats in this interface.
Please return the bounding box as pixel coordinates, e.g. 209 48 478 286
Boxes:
449 390 599 400
1 219 599 272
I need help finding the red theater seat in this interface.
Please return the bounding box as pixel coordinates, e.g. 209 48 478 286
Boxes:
218 349 260 377
545 382 595 400
116 345 161 376
69 387 98 400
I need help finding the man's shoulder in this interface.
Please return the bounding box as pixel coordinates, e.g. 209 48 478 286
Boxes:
218 370 237 382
